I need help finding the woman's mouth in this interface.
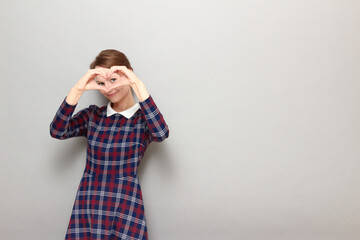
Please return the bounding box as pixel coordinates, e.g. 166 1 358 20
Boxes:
108 92 117 97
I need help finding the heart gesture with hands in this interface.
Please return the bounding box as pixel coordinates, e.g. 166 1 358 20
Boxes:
98 66 150 102
106 66 138 86
75 68 109 92
68 66 150 107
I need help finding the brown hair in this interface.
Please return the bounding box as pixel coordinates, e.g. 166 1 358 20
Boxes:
89 49 133 70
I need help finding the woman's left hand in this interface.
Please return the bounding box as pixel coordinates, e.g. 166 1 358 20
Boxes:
106 66 150 102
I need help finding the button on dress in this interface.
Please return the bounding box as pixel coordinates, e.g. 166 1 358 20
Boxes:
49 94 169 240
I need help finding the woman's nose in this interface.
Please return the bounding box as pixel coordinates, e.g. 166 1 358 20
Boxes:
104 82 116 92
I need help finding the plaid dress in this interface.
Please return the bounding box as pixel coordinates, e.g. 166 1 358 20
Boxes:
50 94 169 240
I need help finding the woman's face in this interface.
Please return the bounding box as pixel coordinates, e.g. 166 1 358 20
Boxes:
94 66 131 103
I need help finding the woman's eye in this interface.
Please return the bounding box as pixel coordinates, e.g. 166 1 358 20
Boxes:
110 78 116 82
97 82 104 86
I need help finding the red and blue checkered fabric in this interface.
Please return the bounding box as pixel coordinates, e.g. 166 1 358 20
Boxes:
50 94 169 240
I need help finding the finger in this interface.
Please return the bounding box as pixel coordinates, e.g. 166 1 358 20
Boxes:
91 68 107 78
93 70 108 83
108 73 122 80
92 82 106 91
107 66 117 77
114 76 131 87
84 81 96 91
106 69 113 79
89 69 106 82
90 74 107 88
94 80 106 90
107 67 116 78
98 69 108 79
107 81 129 92
109 66 130 78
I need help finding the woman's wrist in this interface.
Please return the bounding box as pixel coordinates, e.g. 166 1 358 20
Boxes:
66 87 84 106
135 81 150 102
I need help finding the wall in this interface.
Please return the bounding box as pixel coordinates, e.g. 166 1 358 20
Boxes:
1 0 360 239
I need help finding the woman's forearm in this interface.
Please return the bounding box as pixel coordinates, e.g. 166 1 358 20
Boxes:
65 87 85 106
133 80 150 102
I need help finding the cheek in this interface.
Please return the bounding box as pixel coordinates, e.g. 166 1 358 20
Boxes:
112 86 124 92
117 87 129 94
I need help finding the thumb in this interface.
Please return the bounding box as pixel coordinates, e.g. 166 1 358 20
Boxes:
105 84 116 94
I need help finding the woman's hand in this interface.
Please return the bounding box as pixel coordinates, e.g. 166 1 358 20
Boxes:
106 66 150 102
66 69 110 106
74 69 109 92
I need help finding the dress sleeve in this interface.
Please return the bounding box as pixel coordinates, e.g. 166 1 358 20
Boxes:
49 96 92 140
139 94 170 143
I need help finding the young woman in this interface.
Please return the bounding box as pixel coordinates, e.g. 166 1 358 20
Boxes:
50 49 170 240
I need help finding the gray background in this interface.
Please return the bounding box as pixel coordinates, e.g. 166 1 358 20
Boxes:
1 0 360 239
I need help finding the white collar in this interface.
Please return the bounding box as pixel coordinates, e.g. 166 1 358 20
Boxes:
106 101 140 119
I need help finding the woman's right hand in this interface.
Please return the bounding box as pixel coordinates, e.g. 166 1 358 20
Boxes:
74 69 108 92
